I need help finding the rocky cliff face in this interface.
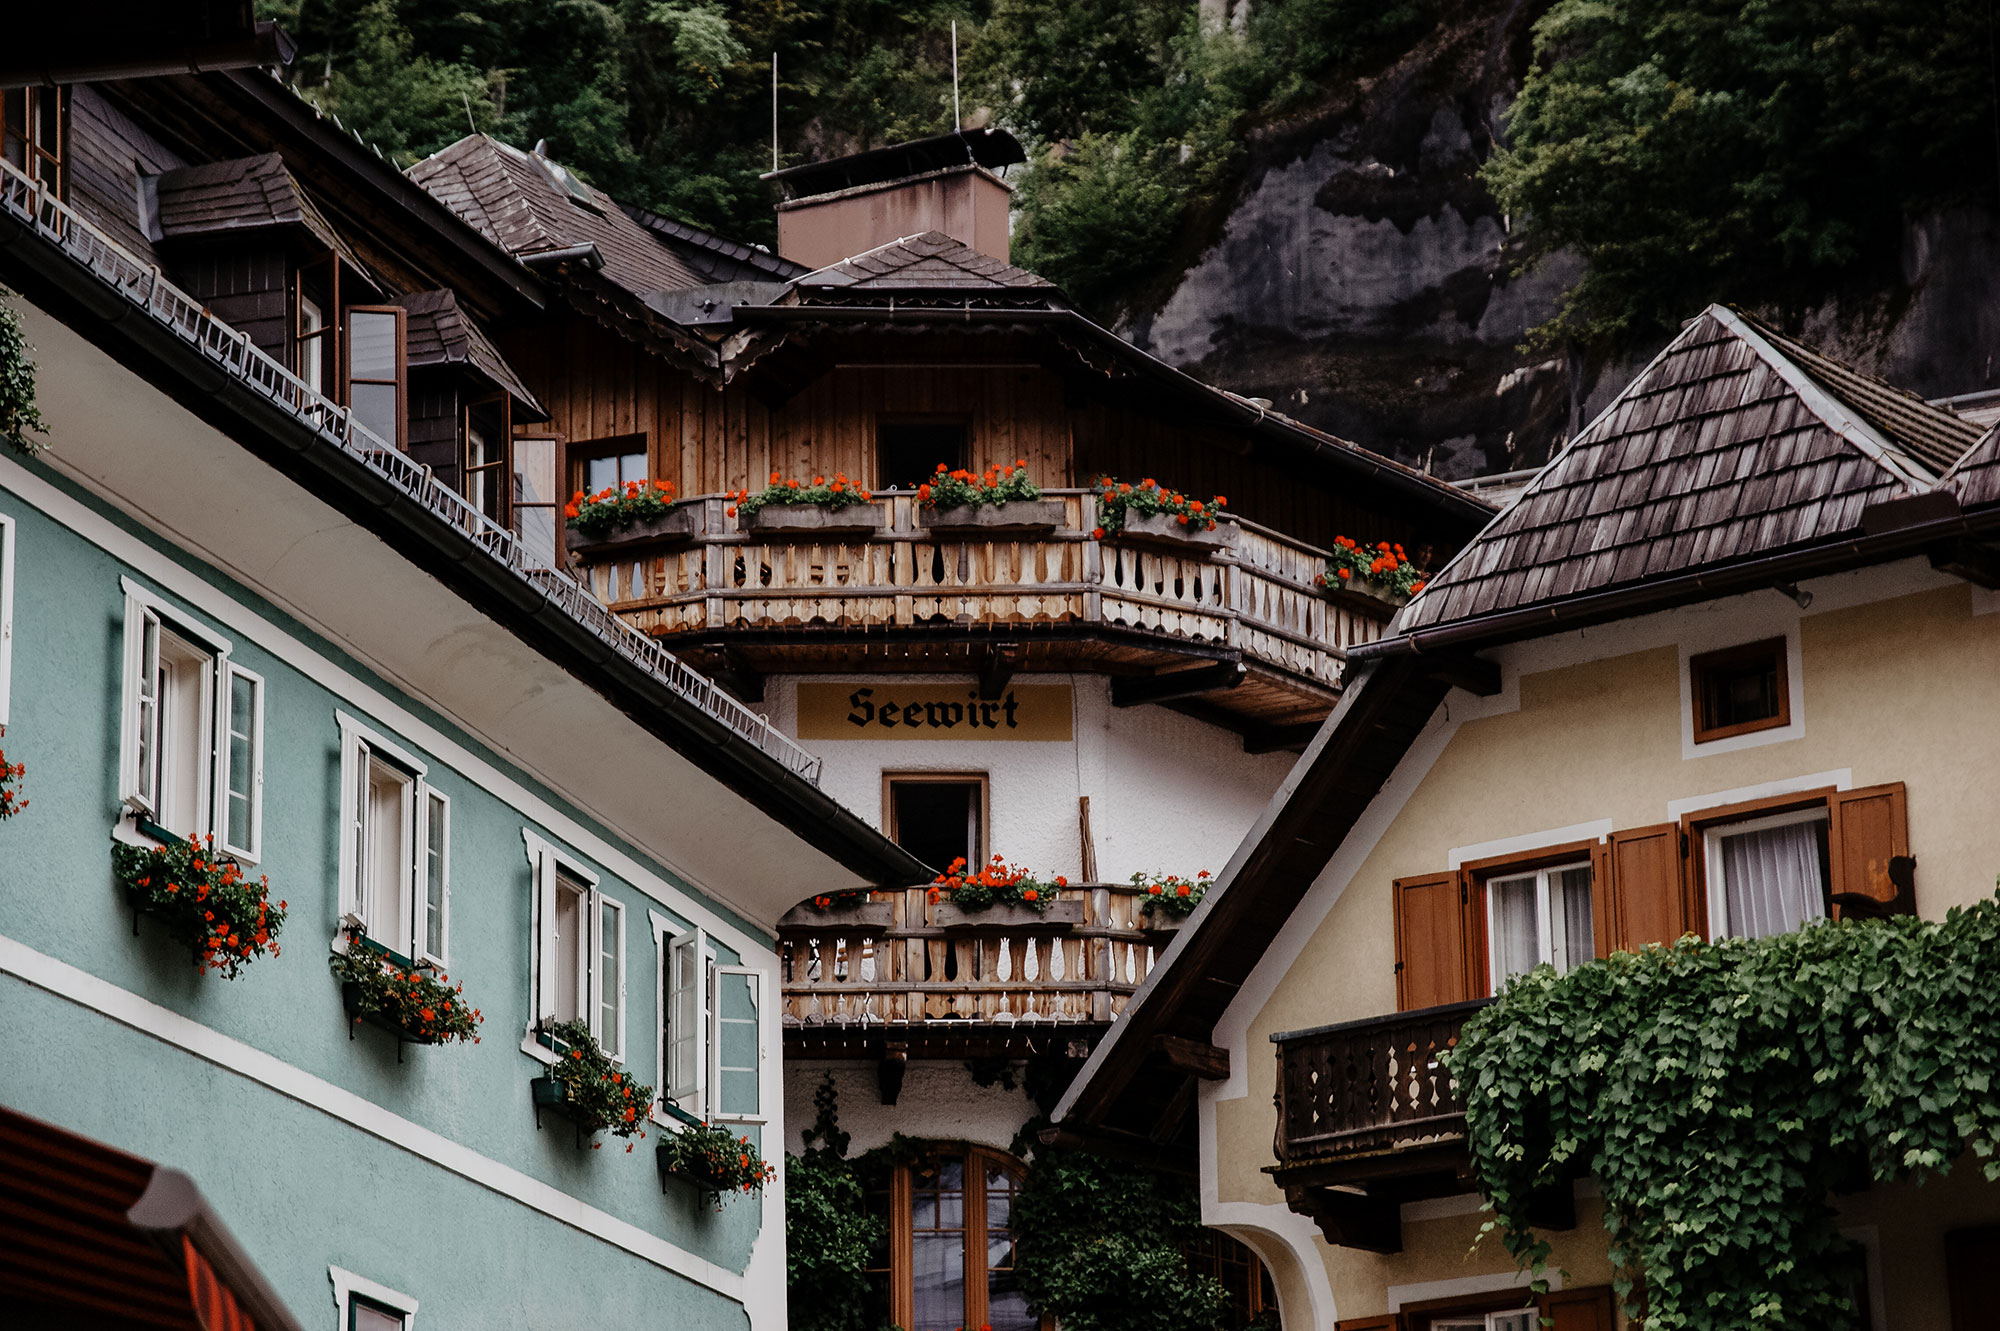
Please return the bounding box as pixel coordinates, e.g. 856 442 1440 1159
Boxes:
1122 1 2000 478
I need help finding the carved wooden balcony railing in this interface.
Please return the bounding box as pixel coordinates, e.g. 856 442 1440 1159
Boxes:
573 492 1393 728
1271 999 1491 1173
778 884 1170 1050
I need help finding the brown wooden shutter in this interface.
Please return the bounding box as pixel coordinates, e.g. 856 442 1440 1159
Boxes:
1608 823 1691 950
1588 840 1615 964
1543 1285 1617 1331
1394 872 1471 1010
1829 782 1912 916
1334 1317 1398 1331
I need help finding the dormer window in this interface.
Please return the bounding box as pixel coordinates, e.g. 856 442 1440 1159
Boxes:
2 87 63 194
463 394 512 524
292 255 339 396
345 306 407 448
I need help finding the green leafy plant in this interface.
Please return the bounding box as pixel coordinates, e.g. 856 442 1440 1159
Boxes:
917 459 1042 511
1091 476 1227 538
928 855 1068 914
788 1075 891 1331
1133 870 1211 920
539 1017 654 1142
0 290 49 457
564 478 680 537
111 834 287 978
1013 1146 1228 1331
0 744 25 819
1448 894 2000 1331
1315 536 1426 600
728 470 874 518
661 1118 776 1202
330 935 483 1045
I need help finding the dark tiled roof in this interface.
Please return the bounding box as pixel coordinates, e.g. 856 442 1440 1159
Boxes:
1755 320 1983 473
795 231 1058 296
1400 306 1962 633
620 203 808 284
408 135 705 298
396 289 546 420
154 152 359 270
1942 423 2000 507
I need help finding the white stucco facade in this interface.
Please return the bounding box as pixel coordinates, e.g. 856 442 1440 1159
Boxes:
786 1060 1041 1156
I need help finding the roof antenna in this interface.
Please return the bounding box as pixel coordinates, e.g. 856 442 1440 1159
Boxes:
951 21 962 131
771 52 780 174
462 90 477 135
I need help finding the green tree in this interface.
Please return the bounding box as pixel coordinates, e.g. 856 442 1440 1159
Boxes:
290 0 500 165
786 1076 888 1331
1484 0 1996 344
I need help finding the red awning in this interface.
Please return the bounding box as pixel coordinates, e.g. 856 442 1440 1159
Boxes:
0 1105 303 1330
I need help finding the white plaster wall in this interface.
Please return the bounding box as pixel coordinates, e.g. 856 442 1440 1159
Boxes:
786 1060 1038 1156
766 672 1293 884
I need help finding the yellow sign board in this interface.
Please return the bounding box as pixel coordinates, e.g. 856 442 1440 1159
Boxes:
797 683 1074 742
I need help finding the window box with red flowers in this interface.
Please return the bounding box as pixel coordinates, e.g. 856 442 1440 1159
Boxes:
929 856 1080 933
0 744 25 820
110 833 286 978
728 472 882 540
1133 871 1211 945
657 1118 776 1206
530 1018 654 1147
1091 476 1237 555
331 932 483 1048
564 479 697 556
1315 537 1426 613
918 461 1065 534
776 892 895 938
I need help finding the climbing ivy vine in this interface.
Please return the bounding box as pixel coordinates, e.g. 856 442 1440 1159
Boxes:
1449 895 2000 1331
0 290 48 457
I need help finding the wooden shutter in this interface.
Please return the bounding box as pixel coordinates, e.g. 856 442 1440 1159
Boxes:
1829 782 1912 916
1334 1317 1398 1331
1608 823 1691 950
1394 872 1470 1011
1946 1225 2000 1331
1544 1285 1617 1331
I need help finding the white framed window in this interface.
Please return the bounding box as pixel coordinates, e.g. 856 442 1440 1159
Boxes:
710 963 764 1123
527 836 625 1058
1704 806 1830 941
1485 859 1594 990
664 921 709 1118
118 579 262 858
329 1265 417 1331
337 713 449 965
0 511 15 728
1432 1313 1534 1331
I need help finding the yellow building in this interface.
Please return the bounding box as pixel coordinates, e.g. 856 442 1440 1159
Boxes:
1056 306 2000 1331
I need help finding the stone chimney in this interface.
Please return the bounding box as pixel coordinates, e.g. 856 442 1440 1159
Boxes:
765 127 1025 270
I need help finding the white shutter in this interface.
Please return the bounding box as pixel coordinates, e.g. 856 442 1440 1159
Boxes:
533 848 558 1028
337 731 370 922
705 959 720 1122
0 514 16 729
713 965 763 1120
119 595 161 813
218 663 263 861
417 787 450 966
668 929 706 1114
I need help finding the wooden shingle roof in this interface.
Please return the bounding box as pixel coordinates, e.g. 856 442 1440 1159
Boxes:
409 135 705 298
153 152 363 273
396 288 546 420
1942 422 2000 507
1399 306 1982 634
795 231 1059 297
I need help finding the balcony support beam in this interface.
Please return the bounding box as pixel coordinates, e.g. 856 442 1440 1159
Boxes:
978 643 1021 700
1150 1033 1230 1080
877 1045 908 1105
1111 660 1247 709
1424 652 1502 697
1282 1185 1402 1254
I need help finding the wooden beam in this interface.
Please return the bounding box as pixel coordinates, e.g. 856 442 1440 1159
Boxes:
877 1047 908 1105
1148 1075 1197 1144
1243 721 1321 754
1150 1033 1230 1080
1282 1185 1402 1254
1424 652 1501 697
1111 660 1247 708
1930 539 2000 589
712 650 765 704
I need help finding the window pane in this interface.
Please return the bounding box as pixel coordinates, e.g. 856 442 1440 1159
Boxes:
585 449 647 493
226 672 254 851
349 312 398 377
351 1299 403 1331
156 632 212 838
351 382 399 446
599 900 621 1054
985 1161 1036 1331
424 794 446 958
1556 865 1594 970
1488 873 1541 986
2 90 24 169
553 881 584 1024
1721 817 1829 939
365 759 411 953
891 780 982 875
717 971 759 1116
911 1156 967 1331
513 438 559 567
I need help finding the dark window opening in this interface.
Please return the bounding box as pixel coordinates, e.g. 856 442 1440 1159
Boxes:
878 421 967 490
570 433 650 496
1691 637 1788 743
887 776 984 876
2 87 63 195
345 305 406 448
292 255 339 397
464 393 512 525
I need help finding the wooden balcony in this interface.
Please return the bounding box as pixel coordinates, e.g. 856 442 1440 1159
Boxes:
1268 1001 1506 1253
573 491 1395 737
778 884 1169 1066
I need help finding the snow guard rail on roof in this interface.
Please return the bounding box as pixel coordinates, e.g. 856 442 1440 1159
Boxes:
0 156 824 786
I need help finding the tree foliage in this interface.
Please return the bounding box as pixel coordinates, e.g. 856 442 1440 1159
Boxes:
0 289 48 457
787 1075 888 1331
1449 895 2000 1331
1012 1148 1227 1331
1484 0 1997 344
